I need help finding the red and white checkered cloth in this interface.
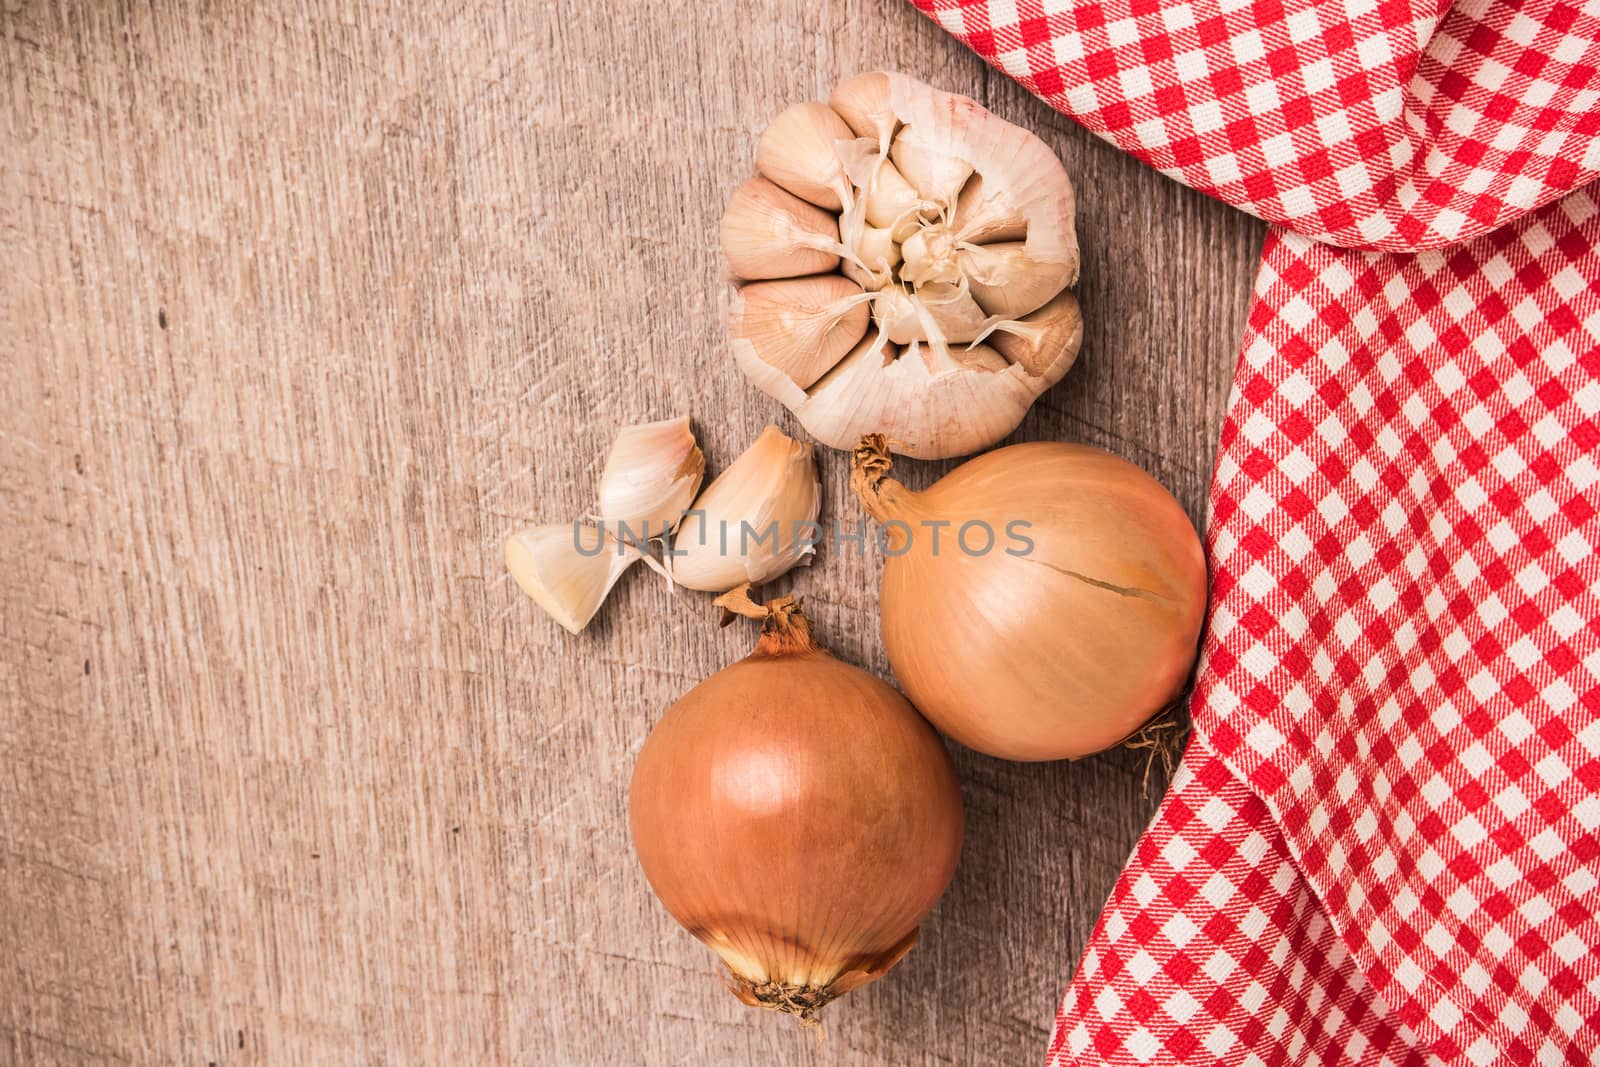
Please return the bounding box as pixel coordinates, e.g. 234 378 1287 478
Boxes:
910 0 1600 1062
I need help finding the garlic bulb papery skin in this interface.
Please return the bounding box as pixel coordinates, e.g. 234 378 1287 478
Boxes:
722 72 1081 459
596 416 705 538
726 277 872 391
850 437 1206 761
670 426 822 593
979 289 1083 379
721 178 844 280
505 524 642 635
757 102 856 211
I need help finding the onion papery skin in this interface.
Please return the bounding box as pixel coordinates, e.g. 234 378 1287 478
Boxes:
854 438 1207 762
628 601 963 1019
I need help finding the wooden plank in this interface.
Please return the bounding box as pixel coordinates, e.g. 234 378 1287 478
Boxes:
0 0 1264 1063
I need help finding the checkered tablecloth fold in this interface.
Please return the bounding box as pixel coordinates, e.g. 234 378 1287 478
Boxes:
908 0 1600 1063
1186 189 1600 1065
913 0 1600 251
1046 191 1600 1066
1051 740 1437 1066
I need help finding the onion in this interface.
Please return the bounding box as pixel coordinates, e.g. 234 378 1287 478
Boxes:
849 435 1207 761
628 586 964 1020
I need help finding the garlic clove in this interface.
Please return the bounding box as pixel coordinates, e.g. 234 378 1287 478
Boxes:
851 146 924 235
597 416 705 538
890 128 974 210
952 173 1029 244
873 285 925 345
890 74 1078 284
905 337 955 378
670 426 822 593
756 102 855 212
798 335 1042 459
956 242 1071 319
914 282 989 344
836 138 928 244
828 72 898 151
906 337 1010 377
899 228 962 287
983 289 1084 380
721 178 842 280
865 160 925 238
727 276 872 390
955 342 1009 373
505 524 641 635
842 225 901 291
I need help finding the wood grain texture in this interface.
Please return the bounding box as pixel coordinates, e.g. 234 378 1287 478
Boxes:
0 1 1263 1063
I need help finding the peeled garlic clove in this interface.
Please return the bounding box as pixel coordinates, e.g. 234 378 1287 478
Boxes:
957 242 1071 319
597 416 705 538
727 276 871 390
670 426 822 593
506 524 641 635
721 178 842 280
756 102 855 212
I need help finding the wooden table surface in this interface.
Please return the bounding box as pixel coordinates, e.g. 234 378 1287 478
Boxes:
1 2 1263 1063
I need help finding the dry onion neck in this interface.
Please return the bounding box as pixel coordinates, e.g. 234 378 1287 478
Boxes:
712 582 820 658
849 433 918 530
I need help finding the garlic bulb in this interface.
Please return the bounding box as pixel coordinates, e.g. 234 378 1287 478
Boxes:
505 524 642 635
722 72 1082 459
597 416 705 537
670 426 822 592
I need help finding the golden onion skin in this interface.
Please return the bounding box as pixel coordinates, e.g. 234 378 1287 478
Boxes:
628 601 963 1019
857 438 1207 761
